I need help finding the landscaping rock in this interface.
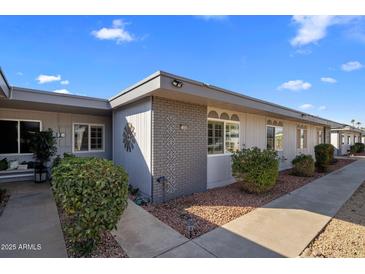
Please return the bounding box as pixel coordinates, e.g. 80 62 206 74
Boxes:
144 159 354 239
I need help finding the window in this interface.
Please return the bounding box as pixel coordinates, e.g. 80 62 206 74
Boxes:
90 126 103 150
347 136 351 145
317 130 323 145
73 124 104 152
341 134 345 145
267 126 283 151
225 123 239 152
208 121 224 154
354 136 357 144
0 120 41 154
297 128 308 149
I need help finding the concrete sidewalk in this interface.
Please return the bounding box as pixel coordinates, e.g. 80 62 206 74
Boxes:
113 160 365 258
112 201 190 257
0 181 67 258
190 159 365 257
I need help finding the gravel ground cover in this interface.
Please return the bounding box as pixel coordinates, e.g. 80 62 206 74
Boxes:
301 182 365 258
57 205 128 258
143 159 355 239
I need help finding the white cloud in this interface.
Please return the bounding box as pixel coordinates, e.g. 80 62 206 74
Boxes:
16 72 23 76
320 77 337 83
36 74 61 84
290 16 357 47
318 105 327 111
91 19 134 44
299 104 314 110
60 80 69 85
196 15 228 21
53 89 71 94
278 80 312 91
341 61 364 71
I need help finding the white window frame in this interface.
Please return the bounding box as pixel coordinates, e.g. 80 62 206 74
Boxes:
317 130 323 145
207 118 240 156
0 118 42 156
72 123 105 153
266 125 284 152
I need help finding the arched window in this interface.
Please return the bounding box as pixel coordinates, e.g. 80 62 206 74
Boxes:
231 114 240 121
220 112 230 120
208 110 219 119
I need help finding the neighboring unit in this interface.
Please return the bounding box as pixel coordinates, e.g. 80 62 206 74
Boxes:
0 68 343 202
331 125 365 155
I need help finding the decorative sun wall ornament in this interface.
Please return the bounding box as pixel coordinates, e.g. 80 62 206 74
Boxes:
123 122 136 152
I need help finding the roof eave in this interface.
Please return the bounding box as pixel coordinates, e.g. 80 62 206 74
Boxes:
0 67 11 98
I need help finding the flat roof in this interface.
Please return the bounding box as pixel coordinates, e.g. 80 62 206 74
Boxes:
110 70 343 128
332 125 365 134
0 67 346 127
0 67 11 98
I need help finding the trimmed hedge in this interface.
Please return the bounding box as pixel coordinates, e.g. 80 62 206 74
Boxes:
350 142 365 154
232 147 279 193
315 144 335 172
52 157 128 255
291 154 315 177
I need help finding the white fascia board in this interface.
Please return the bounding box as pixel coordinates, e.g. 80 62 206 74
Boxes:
11 87 111 110
159 72 342 128
0 68 10 98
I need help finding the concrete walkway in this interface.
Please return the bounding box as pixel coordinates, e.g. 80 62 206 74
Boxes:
113 160 365 258
112 200 191 257
191 159 365 257
0 181 67 258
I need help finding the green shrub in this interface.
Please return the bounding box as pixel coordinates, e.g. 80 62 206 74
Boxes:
315 144 335 172
52 157 128 255
291 154 315 177
52 155 62 170
350 145 357 154
350 143 365 154
63 152 76 158
0 158 8 171
232 147 279 194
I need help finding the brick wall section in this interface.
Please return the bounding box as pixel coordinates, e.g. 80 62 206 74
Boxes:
151 96 207 203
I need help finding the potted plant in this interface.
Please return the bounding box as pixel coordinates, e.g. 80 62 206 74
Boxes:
30 129 57 183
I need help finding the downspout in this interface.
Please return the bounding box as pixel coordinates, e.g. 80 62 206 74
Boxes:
150 96 154 203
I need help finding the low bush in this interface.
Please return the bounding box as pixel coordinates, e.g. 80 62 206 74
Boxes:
232 147 279 194
52 157 128 255
350 143 365 154
0 158 8 171
315 144 335 172
291 154 315 177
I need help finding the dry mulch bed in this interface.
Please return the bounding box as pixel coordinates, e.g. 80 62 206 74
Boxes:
56 205 128 258
301 181 365 258
0 188 10 217
143 159 355 239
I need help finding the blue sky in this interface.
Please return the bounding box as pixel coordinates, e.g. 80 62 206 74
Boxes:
0 15 364 125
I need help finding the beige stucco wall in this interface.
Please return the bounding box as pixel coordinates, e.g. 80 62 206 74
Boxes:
0 107 112 162
207 106 326 188
331 131 362 155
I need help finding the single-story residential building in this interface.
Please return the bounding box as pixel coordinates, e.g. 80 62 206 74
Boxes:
1 68 342 202
331 125 365 155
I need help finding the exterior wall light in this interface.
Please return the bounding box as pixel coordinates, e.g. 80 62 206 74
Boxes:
180 124 188 131
171 79 183 88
